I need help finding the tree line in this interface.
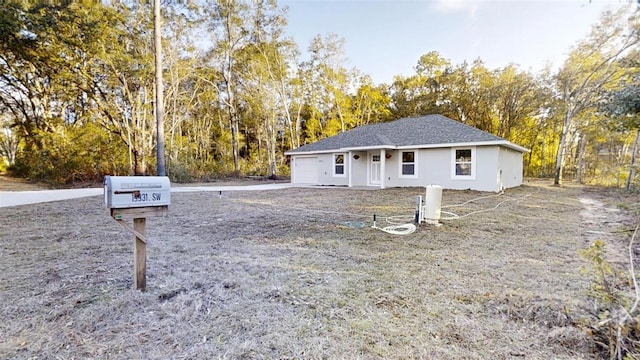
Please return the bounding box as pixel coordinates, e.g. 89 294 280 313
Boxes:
0 1 638 187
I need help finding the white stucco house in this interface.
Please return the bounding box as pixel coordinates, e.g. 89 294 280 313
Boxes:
284 114 529 192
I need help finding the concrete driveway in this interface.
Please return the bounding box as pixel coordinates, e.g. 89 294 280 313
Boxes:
0 183 295 208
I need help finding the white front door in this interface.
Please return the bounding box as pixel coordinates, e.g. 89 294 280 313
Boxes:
370 154 381 185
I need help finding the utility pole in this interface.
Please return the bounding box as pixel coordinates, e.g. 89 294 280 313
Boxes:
154 0 166 176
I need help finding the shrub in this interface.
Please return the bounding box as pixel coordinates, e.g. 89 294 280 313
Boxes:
578 237 640 359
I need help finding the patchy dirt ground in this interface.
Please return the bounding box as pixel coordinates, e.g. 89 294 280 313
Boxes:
1 180 638 359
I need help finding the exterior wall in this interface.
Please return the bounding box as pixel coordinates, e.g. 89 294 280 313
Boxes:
384 149 421 188
316 153 349 186
468 146 500 191
417 147 450 188
384 146 518 192
385 148 458 189
350 151 368 186
498 147 524 189
291 146 524 191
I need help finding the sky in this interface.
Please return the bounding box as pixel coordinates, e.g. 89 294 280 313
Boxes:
280 0 635 85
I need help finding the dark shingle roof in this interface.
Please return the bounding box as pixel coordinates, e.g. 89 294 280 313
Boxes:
286 114 527 154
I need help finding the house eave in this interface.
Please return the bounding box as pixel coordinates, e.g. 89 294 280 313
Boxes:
285 140 529 156
284 149 338 156
397 140 529 153
495 141 530 153
285 145 395 156
343 145 396 152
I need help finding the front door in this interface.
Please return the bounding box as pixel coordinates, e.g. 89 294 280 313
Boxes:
370 154 381 185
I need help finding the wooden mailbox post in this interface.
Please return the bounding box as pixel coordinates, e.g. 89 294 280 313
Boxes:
104 176 170 291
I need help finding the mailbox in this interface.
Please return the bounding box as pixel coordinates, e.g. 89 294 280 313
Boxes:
104 176 171 209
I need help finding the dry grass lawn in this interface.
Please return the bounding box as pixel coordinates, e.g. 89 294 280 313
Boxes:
1 180 638 359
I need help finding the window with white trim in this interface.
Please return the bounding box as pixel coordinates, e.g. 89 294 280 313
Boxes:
453 148 475 178
400 151 416 177
333 153 345 176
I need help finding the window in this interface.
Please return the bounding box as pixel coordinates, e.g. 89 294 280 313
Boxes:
401 151 416 177
334 153 345 176
453 148 474 178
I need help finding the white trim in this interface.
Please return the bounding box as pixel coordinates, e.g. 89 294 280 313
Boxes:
399 150 418 178
286 149 339 156
285 145 395 156
451 147 476 180
348 151 353 187
380 149 386 189
333 153 346 177
343 145 396 151
396 140 529 153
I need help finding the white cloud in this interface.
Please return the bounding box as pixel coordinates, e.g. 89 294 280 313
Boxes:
432 0 469 12
430 0 481 20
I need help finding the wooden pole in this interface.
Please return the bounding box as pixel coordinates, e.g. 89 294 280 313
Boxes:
133 217 147 291
110 206 166 291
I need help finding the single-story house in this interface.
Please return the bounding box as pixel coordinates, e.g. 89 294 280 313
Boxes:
284 114 529 192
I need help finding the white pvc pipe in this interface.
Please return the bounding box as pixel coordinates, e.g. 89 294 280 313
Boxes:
416 195 423 224
424 185 442 223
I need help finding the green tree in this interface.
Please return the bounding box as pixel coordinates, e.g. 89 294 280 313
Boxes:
0 2 135 182
245 0 297 176
161 4 215 179
553 8 639 185
299 33 355 142
0 114 20 169
389 51 452 118
602 69 640 189
0 3 76 161
446 59 497 132
351 73 392 127
493 65 543 140
204 0 255 174
77 4 157 175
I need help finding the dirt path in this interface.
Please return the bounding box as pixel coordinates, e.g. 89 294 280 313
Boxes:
577 186 639 266
0 175 45 191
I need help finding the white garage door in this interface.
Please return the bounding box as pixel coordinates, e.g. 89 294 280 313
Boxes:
294 157 318 184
